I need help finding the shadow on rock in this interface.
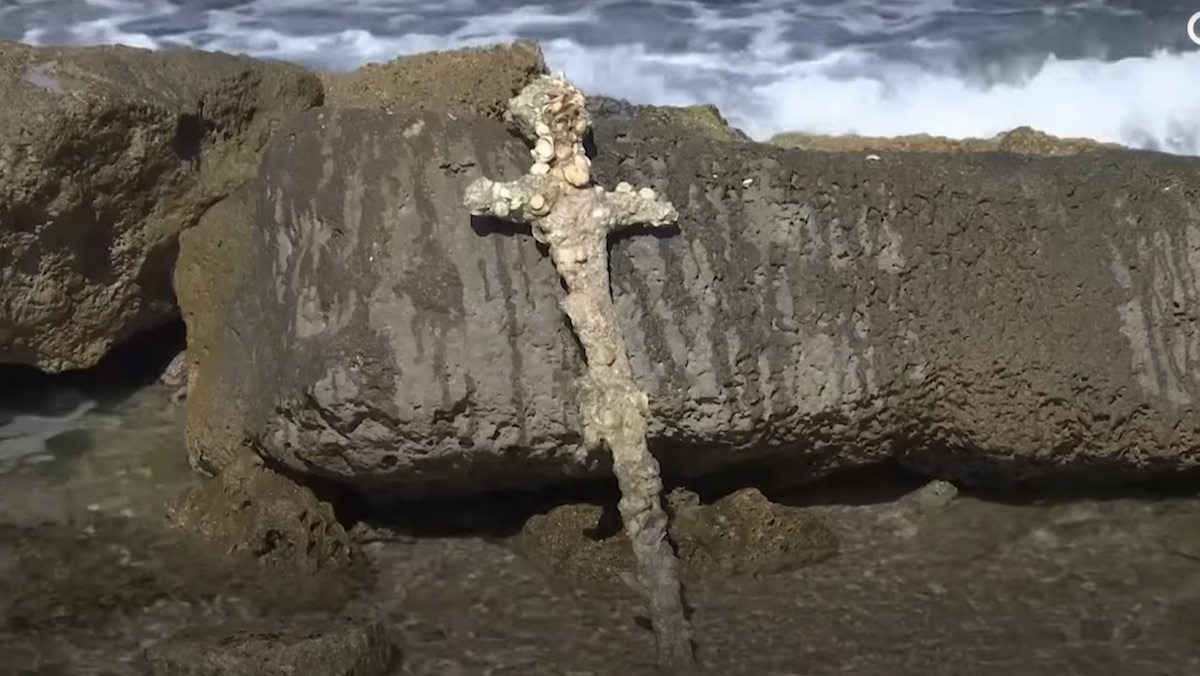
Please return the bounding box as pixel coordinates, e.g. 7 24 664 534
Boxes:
164 451 373 613
515 486 839 597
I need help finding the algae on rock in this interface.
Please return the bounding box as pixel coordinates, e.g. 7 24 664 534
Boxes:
462 74 695 670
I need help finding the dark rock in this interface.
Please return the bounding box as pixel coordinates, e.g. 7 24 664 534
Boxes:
0 41 323 371
183 103 1200 500
142 617 395 676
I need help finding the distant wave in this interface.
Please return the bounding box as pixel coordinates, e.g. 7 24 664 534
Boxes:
8 0 1200 154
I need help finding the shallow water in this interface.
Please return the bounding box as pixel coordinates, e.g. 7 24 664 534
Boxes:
1 378 1199 675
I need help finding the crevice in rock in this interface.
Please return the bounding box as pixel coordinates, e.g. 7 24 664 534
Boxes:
0 318 186 412
339 454 1200 542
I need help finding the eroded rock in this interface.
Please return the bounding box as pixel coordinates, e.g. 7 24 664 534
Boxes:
175 188 254 474
143 617 395 676
588 95 751 142
769 125 1118 154
319 40 546 119
183 101 1200 501
0 42 322 371
166 451 364 607
516 487 838 596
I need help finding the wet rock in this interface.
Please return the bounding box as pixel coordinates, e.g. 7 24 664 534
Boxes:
185 99 1200 500
318 40 546 119
158 350 189 402
142 617 395 676
902 479 960 514
516 487 839 596
0 42 322 372
166 451 365 607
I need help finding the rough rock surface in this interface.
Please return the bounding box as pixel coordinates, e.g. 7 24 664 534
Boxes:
185 104 1200 500
770 125 1119 155
166 451 363 606
142 617 395 676
588 95 751 142
518 487 838 596
319 40 546 119
0 41 323 371
175 188 256 472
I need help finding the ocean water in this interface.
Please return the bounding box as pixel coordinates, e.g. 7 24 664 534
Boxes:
1 0 1198 153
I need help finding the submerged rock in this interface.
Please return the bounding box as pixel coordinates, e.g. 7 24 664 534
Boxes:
0 42 322 372
166 451 365 609
143 617 396 676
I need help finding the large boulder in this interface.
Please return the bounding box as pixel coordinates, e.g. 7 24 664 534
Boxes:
183 104 1200 501
0 42 323 371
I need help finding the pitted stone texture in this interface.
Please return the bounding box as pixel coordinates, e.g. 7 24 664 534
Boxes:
0 42 322 371
319 40 546 120
187 104 1200 499
517 487 839 596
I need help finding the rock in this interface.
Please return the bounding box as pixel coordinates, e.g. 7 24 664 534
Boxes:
902 479 960 513
142 617 395 676
516 487 838 596
165 451 364 606
184 102 1200 501
318 41 546 119
769 125 1118 154
0 42 323 371
588 95 751 142
158 350 189 402
175 188 256 474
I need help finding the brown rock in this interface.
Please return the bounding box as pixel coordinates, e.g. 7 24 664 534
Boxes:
769 124 1118 155
318 41 546 119
0 41 323 371
516 487 838 596
174 188 255 475
166 451 362 604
